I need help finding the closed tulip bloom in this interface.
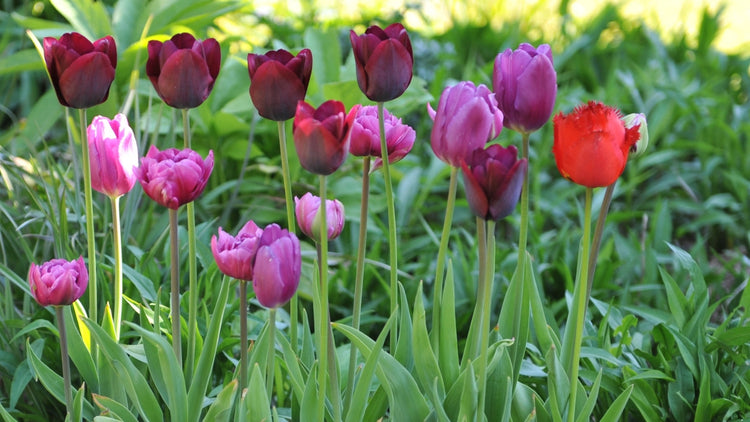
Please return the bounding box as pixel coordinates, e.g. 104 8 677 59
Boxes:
28 257 88 307
43 32 117 109
88 114 139 198
211 220 263 281
295 192 345 241
349 105 416 171
248 49 313 121
461 144 527 221
349 23 413 102
293 100 358 175
146 33 221 109
623 113 649 157
135 146 214 209
428 81 504 167
493 43 557 134
552 101 641 188
252 224 301 308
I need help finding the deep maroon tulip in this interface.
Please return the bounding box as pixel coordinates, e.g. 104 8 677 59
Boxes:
461 144 527 221
211 220 263 281
349 23 413 102
146 33 221 109
251 224 301 308
248 49 313 121
88 114 139 198
295 192 345 241
43 32 117 109
135 145 214 209
349 105 415 171
493 43 557 134
28 257 88 307
428 81 503 167
293 100 359 175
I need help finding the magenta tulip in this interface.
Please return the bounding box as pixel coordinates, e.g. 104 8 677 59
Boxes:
248 49 313 121
349 105 415 171
293 100 358 175
349 23 413 102
87 114 139 198
295 192 345 242
428 81 504 167
28 257 88 307
461 144 527 221
251 224 301 308
493 43 557 134
146 33 221 109
211 220 263 281
135 146 214 209
43 32 117 109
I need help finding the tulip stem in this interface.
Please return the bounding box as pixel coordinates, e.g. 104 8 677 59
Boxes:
431 166 458 351
55 306 73 417
316 174 330 422
239 279 248 394
78 108 98 327
477 219 496 419
266 307 276 402
169 208 182 367
182 108 198 377
518 132 530 265
587 182 616 302
110 196 123 342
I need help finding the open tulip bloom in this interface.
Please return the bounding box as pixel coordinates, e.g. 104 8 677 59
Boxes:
349 105 416 171
28 257 88 307
350 23 414 102
136 145 214 209
248 49 313 121
211 221 263 282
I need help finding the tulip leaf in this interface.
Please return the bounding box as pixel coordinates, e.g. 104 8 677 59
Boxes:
599 384 634 422
0 49 45 76
277 334 306 402
72 383 85 422
92 394 139 422
438 262 459 389
411 283 445 398
62 306 98 392
245 364 272 422
303 27 341 89
50 0 112 41
0 401 19 422
201 380 237 422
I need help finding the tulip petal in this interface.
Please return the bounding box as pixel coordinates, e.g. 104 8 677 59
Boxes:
157 50 213 108
58 53 115 108
250 61 307 121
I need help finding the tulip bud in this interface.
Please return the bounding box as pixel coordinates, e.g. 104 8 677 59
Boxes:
461 145 527 221
248 49 313 121
623 113 648 157
295 192 345 242
349 23 414 102
293 100 359 175
251 224 301 308
88 114 139 198
211 221 264 281
349 105 415 171
28 257 88 307
135 146 214 209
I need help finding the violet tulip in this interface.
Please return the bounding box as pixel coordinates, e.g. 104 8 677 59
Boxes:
349 105 415 171
293 100 358 175
461 144 527 221
211 220 263 281
349 23 413 102
28 257 88 307
295 192 345 241
135 145 214 209
43 32 117 109
252 224 301 308
493 43 557 134
248 49 313 121
146 33 221 109
428 81 504 168
87 114 139 198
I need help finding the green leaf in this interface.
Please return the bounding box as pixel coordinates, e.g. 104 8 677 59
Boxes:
0 401 19 422
659 267 687 328
0 49 44 75
411 283 445 399
438 262 459 389
599 384 634 422
694 357 711 421
112 0 147 49
50 0 113 40
574 370 602 422
457 362 478 422
92 394 139 422
300 362 320 422
63 306 99 392
278 334 306 402
245 364 272 422
72 383 86 422
201 380 237 422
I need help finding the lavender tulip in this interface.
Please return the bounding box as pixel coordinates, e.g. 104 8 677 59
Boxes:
211 221 264 281
349 105 415 171
295 192 345 241
135 146 214 209
28 257 88 307
252 224 301 308
461 144 527 221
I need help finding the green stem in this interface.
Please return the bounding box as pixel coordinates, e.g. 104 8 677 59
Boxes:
182 109 198 376
317 174 329 422
169 208 182 367
239 279 248 394
79 108 97 325
477 220 496 419
266 307 276 401
517 132 530 263
431 166 459 351
587 182 615 302
110 196 123 342
55 306 73 417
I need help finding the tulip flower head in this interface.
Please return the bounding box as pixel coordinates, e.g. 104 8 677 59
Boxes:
493 43 557 134
295 192 345 242
552 101 641 188
428 81 504 167
251 224 301 308
623 113 649 157
248 49 313 121
43 32 117 109
349 105 416 171
211 220 263 281
28 257 88 307
88 114 139 198
461 144 527 221
349 23 414 102
135 146 214 209
146 33 221 109
293 100 359 175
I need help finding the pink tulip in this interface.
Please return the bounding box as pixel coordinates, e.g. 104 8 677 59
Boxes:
135 146 214 209
88 114 139 198
252 224 301 308
211 221 263 281
28 257 88 307
295 192 345 241
349 105 415 171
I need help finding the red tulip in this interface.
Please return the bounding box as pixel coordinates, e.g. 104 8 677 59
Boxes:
88 114 139 198
293 100 359 175
349 23 413 102
295 192 345 241
211 220 263 281
248 49 313 121
552 101 641 188
135 146 214 209
28 257 88 307
461 144 527 221
43 32 117 109
349 105 415 171
252 224 301 308
146 33 221 109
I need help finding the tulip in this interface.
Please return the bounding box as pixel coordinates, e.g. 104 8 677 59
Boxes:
461 145 527 221
43 32 117 109
428 81 504 168
349 105 415 171
135 145 214 209
28 257 88 307
349 23 413 102
252 224 301 308
623 113 649 157
295 192 345 241
211 221 263 281
293 100 358 175
146 33 221 109
248 49 313 121
87 114 139 198
493 43 557 134
552 101 641 188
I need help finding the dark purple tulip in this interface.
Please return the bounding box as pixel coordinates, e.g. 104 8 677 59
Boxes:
349 105 415 171
293 100 359 175
146 33 221 109
461 144 527 221
135 146 214 209
349 23 413 102
251 224 301 308
248 49 313 121
211 220 263 281
43 32 117 109
28 257 88 307
493 43 557 134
